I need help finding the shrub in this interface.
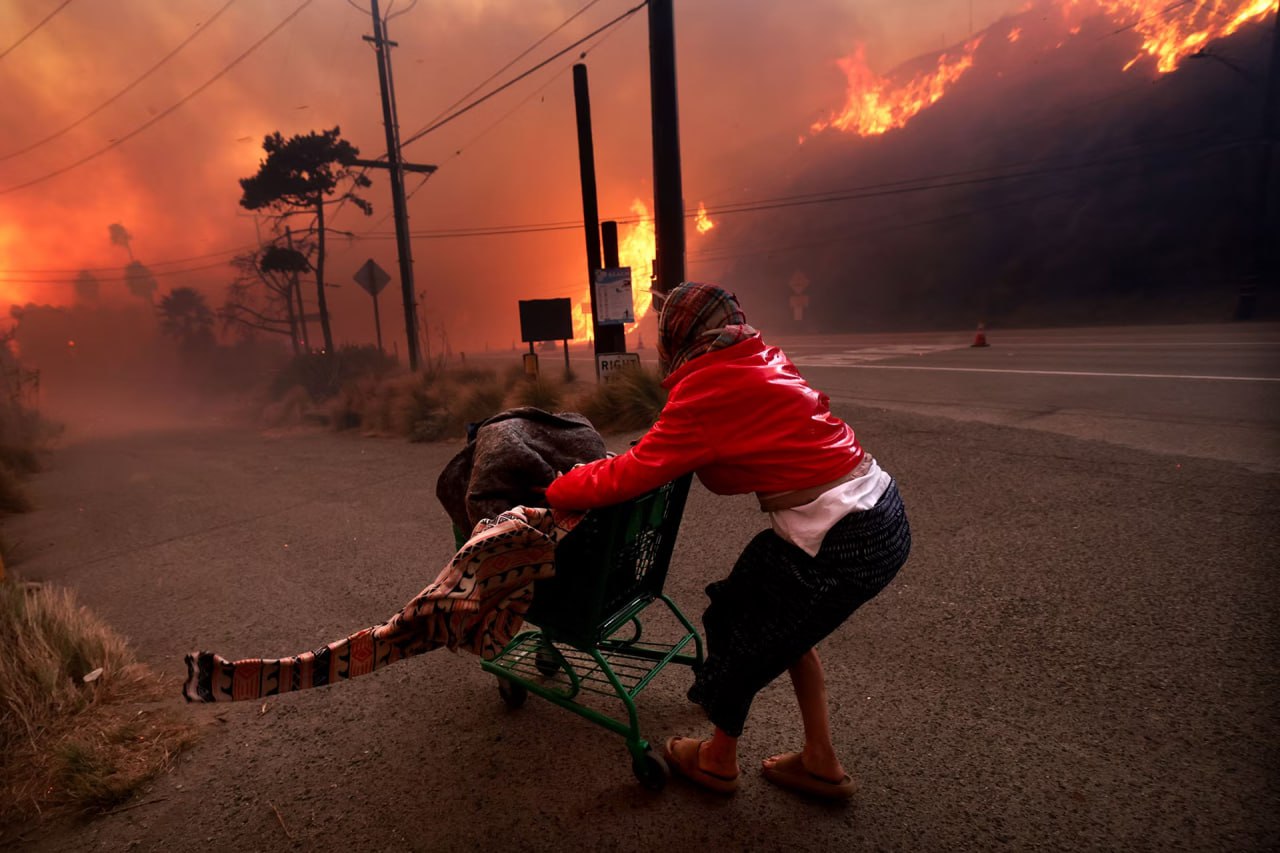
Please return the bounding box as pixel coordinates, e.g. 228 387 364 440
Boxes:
508 377 565 412
268 345 399 402
574 366 667 433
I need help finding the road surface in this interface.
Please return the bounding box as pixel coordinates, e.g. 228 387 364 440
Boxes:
5 324 1277 852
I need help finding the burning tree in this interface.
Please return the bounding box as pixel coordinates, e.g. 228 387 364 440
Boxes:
221 245 310 354
238 128 371 355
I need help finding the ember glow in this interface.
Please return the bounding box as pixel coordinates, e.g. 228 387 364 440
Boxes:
812 0 1275 139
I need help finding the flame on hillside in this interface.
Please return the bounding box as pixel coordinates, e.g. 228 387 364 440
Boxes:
810 37 984 137
812 0 1275 139
1086 0 1276 73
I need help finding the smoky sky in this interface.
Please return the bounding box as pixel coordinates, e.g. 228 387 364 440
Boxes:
0 0 1030 351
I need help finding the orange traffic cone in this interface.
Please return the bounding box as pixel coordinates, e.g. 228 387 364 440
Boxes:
970 322 990 348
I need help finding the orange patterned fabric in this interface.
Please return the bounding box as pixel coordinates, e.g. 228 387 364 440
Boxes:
183 506 583 703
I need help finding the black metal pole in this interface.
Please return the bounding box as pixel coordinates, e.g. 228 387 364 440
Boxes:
648 0 685 296
372 289 383 353
368 0 421 369
573 64 623 378
602 220 620 267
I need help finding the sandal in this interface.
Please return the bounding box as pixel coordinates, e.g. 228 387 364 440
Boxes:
761 752 857 801
663 736 740 795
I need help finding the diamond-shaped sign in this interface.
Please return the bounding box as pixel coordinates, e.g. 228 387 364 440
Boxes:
353 259 391 296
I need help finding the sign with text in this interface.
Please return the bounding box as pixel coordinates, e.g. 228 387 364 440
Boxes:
593 267 634 326
597 352 640 383
518 298 573 343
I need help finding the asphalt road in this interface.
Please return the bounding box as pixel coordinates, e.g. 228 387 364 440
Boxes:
6 324 1278 852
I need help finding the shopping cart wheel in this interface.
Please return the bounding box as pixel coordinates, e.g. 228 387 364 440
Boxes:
497 677 527 709
632 747 669 791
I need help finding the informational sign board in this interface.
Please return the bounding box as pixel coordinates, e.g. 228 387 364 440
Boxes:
518 298 573 343
597 352 640 383
593 267 634 326
353 259 391 296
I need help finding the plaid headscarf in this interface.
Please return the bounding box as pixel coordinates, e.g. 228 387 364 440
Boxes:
656 282 759 375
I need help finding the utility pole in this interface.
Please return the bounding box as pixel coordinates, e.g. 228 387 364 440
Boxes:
361 0 435 370
648 0 686 296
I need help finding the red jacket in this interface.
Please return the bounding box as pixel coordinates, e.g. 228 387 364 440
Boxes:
546 336 864 510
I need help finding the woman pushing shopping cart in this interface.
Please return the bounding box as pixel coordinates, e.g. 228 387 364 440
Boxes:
547 281 912 801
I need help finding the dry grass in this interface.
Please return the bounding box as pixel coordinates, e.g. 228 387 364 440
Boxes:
326 367 509 441
0 578 199 827
573 365 667 432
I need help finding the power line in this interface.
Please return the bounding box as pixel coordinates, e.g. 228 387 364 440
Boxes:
367 2 637 231
0 257 238 285
687 137 1246 267
337 130 1243 242
0 0 75 62
0 127 1241 278
0 0 315 196
398 0 648 149
401 0 606 144
0 241 262 275
0 0 239 163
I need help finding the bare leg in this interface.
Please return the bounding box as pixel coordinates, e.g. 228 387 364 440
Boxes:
696 727 740 777
763 648 846 781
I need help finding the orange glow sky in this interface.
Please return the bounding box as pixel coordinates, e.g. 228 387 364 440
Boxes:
0 0 1036 352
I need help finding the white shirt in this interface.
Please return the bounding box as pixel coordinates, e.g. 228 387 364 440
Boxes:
769 457 891 557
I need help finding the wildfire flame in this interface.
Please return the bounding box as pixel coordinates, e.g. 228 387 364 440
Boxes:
1088 0 1276 73
810 37 984 137
695 202 716 235
812 0 1275 139
569 198 659 342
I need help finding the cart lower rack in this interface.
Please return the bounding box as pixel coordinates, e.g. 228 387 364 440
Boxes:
480 475 701 789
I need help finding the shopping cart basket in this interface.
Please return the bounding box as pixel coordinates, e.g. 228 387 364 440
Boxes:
480 474 702 790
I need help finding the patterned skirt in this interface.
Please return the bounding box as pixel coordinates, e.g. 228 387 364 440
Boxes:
687 479 910 737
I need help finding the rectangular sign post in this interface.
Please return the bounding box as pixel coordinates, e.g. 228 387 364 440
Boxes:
353 259 392 354
518 298 575 380
593 267 635 327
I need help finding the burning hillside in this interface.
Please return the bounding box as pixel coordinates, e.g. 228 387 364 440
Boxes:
700 0 1277 330
808 0 1275 140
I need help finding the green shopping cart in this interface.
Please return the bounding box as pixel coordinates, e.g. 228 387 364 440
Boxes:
480 474 702 790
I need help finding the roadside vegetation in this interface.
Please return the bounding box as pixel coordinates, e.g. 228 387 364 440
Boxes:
0 337 196 832
0 579 198 829
262 349 668 438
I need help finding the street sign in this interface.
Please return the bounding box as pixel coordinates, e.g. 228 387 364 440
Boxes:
593 267 634 325
597 352 640 383
519 298 574 343
353 259 391 296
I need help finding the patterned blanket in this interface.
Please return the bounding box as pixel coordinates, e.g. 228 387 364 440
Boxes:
183 506 582 703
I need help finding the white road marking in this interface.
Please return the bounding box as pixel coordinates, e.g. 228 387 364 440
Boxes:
790 344 961 365
799 364 1280 382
